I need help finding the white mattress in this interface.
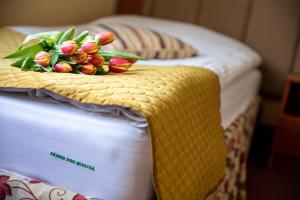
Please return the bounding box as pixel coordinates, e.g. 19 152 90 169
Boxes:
2 15 262 199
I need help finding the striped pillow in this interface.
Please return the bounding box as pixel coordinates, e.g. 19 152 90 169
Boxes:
88 24 198 59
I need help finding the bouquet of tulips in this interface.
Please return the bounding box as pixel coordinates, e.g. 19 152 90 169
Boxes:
4 27 143 75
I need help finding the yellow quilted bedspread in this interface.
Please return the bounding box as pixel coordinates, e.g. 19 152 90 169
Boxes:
0 28 226 200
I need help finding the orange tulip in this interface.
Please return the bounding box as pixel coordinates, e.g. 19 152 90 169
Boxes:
80 63 96 75
108 57 132 73
128 59 137 64
34 51 50 66
72 49 88 64
61 40 78 55
81 42 99 54
54 62 73 73
95 32 115 45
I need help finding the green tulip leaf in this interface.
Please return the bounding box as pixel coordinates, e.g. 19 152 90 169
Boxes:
100 51 144 61
60 59 77 65
52 32 64 43
39 39 50 48
18 31 62 50
4 42 44 59
80 35 95 44
40 65 53 72
57 54 76 65
49 50 59 67
58 27 75 44
20 57 34 71
30 63 42 72
58 54 71 60
75 31 89 43
11 57 27 68
96 66 109 75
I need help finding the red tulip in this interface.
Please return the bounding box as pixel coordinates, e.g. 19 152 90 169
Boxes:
72 49 88 64
95 32 115 45
54 62 72 73
87 54 104 67
81 42 99 54
108 57 132 73
34 51 50 66
61 40 78 55
80 64 96 75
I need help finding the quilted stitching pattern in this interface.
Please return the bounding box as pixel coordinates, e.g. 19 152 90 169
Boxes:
0 28 226 200
0 28 24 58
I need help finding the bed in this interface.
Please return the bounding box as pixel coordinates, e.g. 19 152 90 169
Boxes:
0 15 261 200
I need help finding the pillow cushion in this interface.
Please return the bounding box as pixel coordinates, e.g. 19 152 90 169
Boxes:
89 24 198 59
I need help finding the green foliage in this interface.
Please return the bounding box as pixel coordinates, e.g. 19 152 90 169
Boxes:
40 66 53 72
11 58 27 68
5 43 44 59
49 50 59 67
96 66 109 75
58 27 75 44
80 35 94 44
17 31 62 50
100 51 144 61
75 30 89 43
20 57 34 71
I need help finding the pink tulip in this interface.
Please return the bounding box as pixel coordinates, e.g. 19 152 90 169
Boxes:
95 32 115 45
108 57 132 73
34 51 50 66
72 49 88 64
87 54 104 67
61 40 78 55
81 42 99 54
80 64 96 75
54 62 73 73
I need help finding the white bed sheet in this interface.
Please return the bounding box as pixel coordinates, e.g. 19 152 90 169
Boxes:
0 92 153 200
221 70 261 128
0 70 260 200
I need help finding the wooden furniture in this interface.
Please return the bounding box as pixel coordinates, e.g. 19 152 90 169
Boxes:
269 74 300 167
118 0 143 14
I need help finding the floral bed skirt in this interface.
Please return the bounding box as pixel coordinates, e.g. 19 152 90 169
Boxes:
206 98 260 200
0 172 98 200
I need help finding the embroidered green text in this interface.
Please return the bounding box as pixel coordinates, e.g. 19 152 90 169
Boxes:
50 152 95 171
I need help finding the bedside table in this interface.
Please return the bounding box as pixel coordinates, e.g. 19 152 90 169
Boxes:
269 74 300 167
